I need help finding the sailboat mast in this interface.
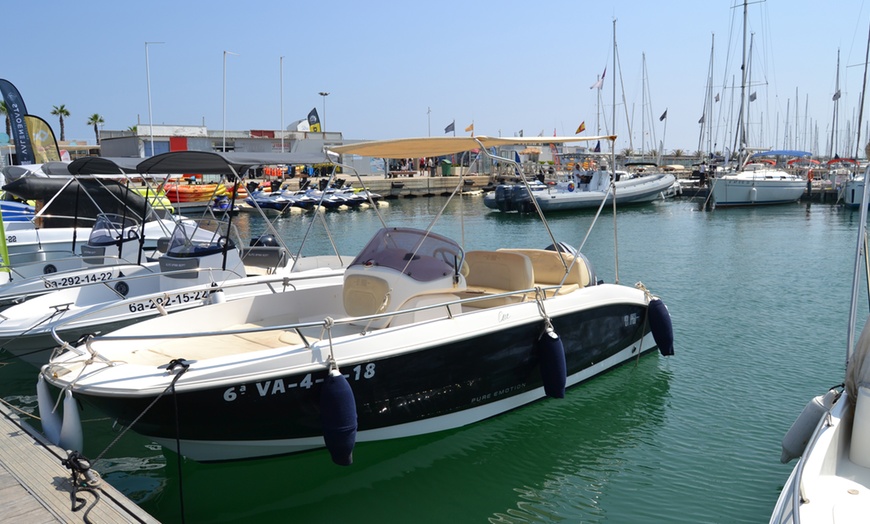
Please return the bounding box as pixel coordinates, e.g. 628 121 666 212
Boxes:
612 18 617 154
830 49 840 157
854 21 870 160
641 53 646 157
734 0 749 158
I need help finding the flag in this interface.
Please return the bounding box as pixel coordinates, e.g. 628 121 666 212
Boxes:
698 114 705 124
465 123 474 132
659 109 668 121
0 78 35 164
553 128 556 137
519 129 523 137
538 130 544 137
714 93 720 102
575 121 586 134
833 90 841 101
307 108 321 132
590 67 606 89
24 115 60 163
749 92 757 102
593 141 601 153
444 120 455 133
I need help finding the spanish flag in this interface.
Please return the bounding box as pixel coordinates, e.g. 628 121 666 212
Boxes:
575 121 586 134
465 122 474 132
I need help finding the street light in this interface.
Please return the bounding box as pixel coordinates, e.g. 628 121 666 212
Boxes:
145 41 164 157
318 91 330 132
223 50 239 152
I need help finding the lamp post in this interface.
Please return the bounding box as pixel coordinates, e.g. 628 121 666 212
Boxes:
318 91 330 131
223 50 239 152
145 41 164 157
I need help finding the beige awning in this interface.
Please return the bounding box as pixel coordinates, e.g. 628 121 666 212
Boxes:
331 135 615 159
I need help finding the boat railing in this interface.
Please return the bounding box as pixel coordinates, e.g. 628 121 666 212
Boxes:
54 282 569 356
47 268 338 346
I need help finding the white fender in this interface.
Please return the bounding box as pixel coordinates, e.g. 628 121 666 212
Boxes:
58 389 84 452
851 386 870 467
37 374 62 446
780 389 837 463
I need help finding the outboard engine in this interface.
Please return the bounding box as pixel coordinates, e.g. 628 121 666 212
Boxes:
249 234 280 247
494 184 515 212
511 185 534 213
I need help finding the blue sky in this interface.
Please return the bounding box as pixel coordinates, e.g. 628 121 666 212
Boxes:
5 0 870 156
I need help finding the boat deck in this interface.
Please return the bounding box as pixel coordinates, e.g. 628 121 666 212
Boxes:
0 401 159 523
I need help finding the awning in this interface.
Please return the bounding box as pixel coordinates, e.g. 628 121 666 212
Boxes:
136 150 336 176
331 135 616 159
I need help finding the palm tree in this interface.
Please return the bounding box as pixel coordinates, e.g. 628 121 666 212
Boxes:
127 125 138 134
0 101 10 140
672 149 685 158
86 113 104 144
51 104 70 141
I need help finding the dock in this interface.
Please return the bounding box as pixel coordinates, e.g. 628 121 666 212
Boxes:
0 401 159 523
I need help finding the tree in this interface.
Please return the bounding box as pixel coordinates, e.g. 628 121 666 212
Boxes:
51 104 70 141
127 125 138 134
0 101 10 140
86 113 104 144
672 149 685 158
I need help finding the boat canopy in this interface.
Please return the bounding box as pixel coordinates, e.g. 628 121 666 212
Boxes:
137 151 337 176
750 150 812 158
331 135 616 159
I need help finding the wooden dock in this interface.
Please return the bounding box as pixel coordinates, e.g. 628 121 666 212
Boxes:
0 402 159 523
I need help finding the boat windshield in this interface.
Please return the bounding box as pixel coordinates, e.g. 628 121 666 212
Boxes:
87 213 140 247
166 218 234 258
350 227 464 282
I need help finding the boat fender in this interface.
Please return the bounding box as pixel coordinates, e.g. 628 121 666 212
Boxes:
538 323 566 398
37 374 62 446
320 369 357 466
780 389 838 463
851 386 870 467
58 389 84 453
749 187 757 203
648 298 674 356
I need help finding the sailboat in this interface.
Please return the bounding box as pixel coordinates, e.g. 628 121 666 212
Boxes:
841 24 870 209
710 0 807 207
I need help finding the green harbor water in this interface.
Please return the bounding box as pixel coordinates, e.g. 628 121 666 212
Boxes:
0 195 862 523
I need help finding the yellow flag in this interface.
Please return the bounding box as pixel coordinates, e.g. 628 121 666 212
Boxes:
465 123 474 132
575 121 586 134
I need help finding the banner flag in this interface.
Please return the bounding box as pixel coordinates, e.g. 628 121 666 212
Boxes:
444 121 455 133
0 79 34 164
24 115 60 163
307 108 321 132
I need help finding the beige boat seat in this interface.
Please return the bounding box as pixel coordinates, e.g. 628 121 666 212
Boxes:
459 250 534 308
343 274 391 317
497 248 589 296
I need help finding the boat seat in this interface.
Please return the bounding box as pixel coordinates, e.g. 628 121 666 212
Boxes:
497 248 590 296
458 250 533 308
343 274 391 317
132 323 308 365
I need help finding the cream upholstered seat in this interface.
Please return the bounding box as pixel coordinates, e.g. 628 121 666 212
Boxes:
497 248 589 296
459 250 534 307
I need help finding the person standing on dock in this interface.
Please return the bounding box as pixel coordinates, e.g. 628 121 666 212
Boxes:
699 161 708 188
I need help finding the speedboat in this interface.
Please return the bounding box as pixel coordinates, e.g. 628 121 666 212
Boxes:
40 137 674 465
769 160 870 522
484 168 675 213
